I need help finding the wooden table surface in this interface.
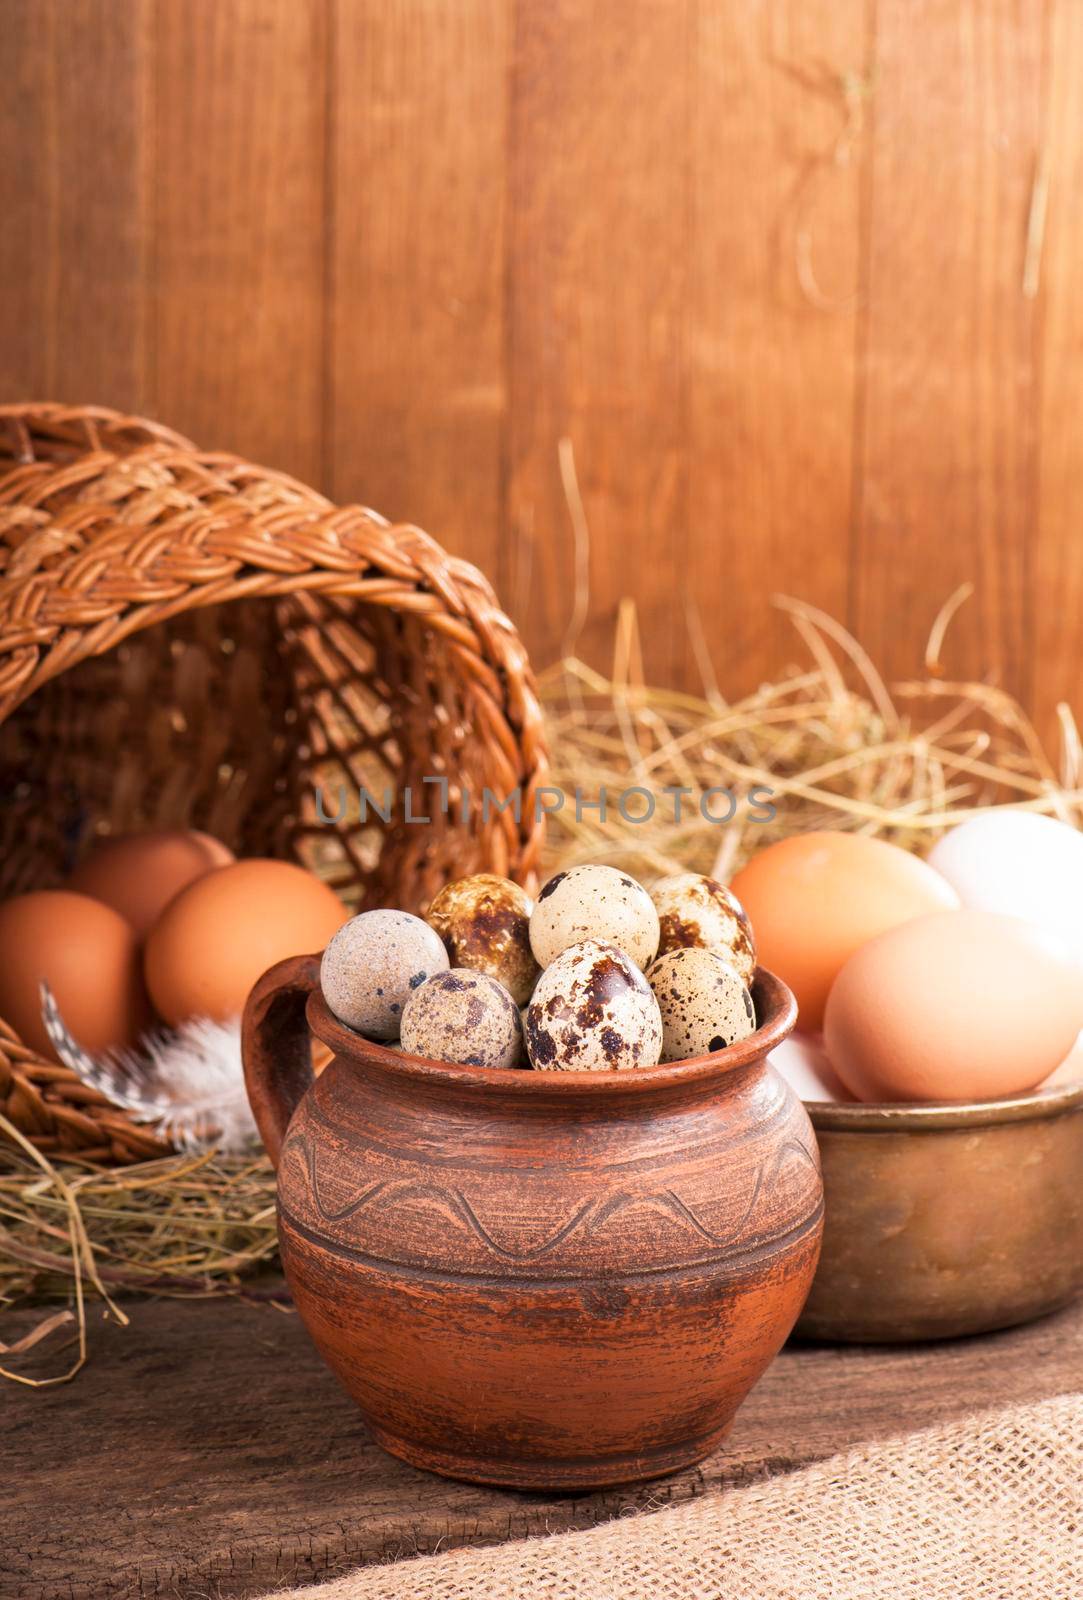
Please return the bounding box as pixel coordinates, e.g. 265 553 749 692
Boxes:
6 1289 1083 1600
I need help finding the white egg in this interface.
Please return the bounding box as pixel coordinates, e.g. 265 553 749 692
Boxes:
767 1034 853 1103
928 812 1083 967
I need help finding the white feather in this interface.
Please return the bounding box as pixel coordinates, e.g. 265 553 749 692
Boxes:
40 983 259 1153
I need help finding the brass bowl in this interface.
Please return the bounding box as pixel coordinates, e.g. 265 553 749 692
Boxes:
795 1080 1083 1342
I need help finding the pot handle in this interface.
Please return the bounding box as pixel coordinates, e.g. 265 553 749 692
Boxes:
242 952 322 1170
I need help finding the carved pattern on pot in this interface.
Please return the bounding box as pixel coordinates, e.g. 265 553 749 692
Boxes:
281 1126 821 1263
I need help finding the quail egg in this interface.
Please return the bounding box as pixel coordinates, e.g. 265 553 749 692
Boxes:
426 874 540 1006
321 909 449 1040
400 968 523 1069
651 872 756 982
647 947 757 1063
524 939 663 1072
529 865 660 971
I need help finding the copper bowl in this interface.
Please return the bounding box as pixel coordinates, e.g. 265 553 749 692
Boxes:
795 1080 1083 1342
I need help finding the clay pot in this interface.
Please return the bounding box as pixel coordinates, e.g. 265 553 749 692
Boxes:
243 956 823 1490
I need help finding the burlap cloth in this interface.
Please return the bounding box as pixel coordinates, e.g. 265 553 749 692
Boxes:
262 1392 1083 1600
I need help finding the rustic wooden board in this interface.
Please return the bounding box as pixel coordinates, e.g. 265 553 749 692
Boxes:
3 2 1083 737
5 1290 1082 1600
684 0 868 700
505 0 691 684
851 0 1043 704
0 0 152 412
1032 0 1083 751
153 0 328 483
328 0 510 584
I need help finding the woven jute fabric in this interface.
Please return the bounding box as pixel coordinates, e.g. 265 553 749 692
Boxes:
264 1392 1083 1600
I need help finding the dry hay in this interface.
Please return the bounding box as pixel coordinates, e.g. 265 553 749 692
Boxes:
4 594 1081 1381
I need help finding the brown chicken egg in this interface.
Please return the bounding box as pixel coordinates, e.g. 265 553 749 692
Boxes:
145 859 348 1025
825 910 1083 1102
0 891 152 1060
69 829 235 938
426 874 540 1007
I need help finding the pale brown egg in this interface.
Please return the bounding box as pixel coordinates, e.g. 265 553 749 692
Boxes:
0 890 152 1061
426 874 539 1006
145 859 348 1025
70 829 235 938
824 910 1083 1102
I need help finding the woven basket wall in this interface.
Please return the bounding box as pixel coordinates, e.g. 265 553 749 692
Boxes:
0 403 547 1163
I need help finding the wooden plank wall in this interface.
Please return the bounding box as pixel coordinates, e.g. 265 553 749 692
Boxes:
1 0 1079 744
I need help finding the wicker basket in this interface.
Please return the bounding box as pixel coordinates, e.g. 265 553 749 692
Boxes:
0 403 547 1163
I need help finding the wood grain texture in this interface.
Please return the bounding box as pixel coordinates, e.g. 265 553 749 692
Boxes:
1032 0 1083 752
5 1290 1082 1598
0 0 151 410
154 0 327 480
2 2 1083 731
505 0 690 682
685 0 868 698
852 0 1044 701
327 0 509 581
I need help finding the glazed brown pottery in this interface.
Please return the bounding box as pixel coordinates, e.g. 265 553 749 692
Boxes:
242 957 823 1490
798 1082 1083 1343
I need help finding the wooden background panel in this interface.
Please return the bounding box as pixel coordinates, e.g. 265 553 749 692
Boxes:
154 0 327 483
328 0 510 584
1033 0 1083 744
505 0 691 685
852 0 1044 701
0 0 151 412
0 0 1081 738
685 0 869 699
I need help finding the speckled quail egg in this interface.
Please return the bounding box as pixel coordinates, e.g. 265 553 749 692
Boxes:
647 947 757 1063
320 909 449 1040
529 865 660 971
650 873 756 982
400 969 523 1069
426 874 540 1006
524 939 663 1072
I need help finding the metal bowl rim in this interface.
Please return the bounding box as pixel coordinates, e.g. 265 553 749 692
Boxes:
806 1079 1083 1132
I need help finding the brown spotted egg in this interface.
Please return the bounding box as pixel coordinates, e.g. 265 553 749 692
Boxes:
400 969 523 1069
650 872 756 982
529 865 660 971
320 910 449 1040
647 947 757 1063
524 939 663 1072
426 874 540 1006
